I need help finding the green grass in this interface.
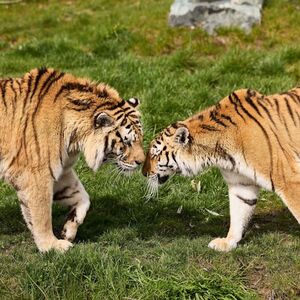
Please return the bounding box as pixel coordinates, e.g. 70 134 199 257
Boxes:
1 0 300 299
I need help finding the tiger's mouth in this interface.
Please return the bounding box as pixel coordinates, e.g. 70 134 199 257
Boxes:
117 161 139 174
157 174 169 184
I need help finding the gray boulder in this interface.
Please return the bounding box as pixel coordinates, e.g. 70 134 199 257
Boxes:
169 0 264 34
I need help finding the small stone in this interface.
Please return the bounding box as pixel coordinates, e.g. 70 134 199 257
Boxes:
169 0 264 34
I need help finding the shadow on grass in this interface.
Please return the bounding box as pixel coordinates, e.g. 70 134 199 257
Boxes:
72 195 300 243
1 195 299 243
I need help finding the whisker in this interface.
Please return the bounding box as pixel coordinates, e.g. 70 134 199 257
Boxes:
144 174 159 202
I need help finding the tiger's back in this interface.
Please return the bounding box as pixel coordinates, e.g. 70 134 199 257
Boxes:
215 88 300 191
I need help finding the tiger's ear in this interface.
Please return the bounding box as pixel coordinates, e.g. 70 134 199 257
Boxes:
174 127 189 145
94 112 114 128
127 98 140 108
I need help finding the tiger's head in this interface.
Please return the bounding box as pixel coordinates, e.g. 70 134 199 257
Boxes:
59 78 145 173
142 117 227 195
142 122 195 188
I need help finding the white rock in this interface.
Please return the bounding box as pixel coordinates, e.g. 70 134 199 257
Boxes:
169 0 264 34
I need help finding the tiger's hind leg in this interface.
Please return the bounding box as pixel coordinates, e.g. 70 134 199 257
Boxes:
54 169 90 242
209 171 259 252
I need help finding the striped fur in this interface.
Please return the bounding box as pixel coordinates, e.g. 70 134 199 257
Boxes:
0 68 144 252
143 87 300 251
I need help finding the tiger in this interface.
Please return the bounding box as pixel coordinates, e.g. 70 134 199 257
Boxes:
142 87 300 252
0 67 145 252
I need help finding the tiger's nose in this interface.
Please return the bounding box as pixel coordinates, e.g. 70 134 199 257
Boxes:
142 154 150 176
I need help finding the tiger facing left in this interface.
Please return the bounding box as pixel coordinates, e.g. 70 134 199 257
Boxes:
142 87 300 252
0 68 145 252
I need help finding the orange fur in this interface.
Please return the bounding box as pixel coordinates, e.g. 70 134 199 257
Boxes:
143 87 300 251
0 68 145 252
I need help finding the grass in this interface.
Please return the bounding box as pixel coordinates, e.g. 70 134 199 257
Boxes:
0 0 300 299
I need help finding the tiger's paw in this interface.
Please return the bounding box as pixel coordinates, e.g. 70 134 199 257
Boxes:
208 237 237 252
51 239 73 253
61 221 78 242
38 238 73 253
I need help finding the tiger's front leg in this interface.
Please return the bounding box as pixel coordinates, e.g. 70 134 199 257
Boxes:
54 169 90 242
209 172 259 252
17 174 73 252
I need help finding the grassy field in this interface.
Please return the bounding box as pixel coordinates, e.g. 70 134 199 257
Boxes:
1 0 300 299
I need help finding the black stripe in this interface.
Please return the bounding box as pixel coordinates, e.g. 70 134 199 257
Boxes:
165 151 170 165
116 114 124 121
48 148 56 180
290 91 300 103
38 70 56 98
284 97 296 126
269 127 290 160
285 92 300 104
220 114 237 126
281 115 292 140
22 114 30 161
30 68 48 102
70 106 91 112
228 94 246 122
126 113 139 119
116 131 123 142
210 110 227 127
68 98 93 107
113 110 124 118
61 82 93 93
67 208 77 222
93 102 111 112
263 97 273 106
104 136 109 153
19 199 28 208
295 111 300 123
1 80 8 111
270 174 275 192
41 72 65 102
59 125 64 167
200 124 220 131
121 118 127 126
232 92 274 177
236 195 257 206
171 123 180 129
245 93 262 117
111 139 116 149
31 118 41 163
16 79 22 95
23 75 32 113
53 186 70 199
10 79 17 116
171 152 177 164
215 142 236 169
54 190 79 201
256 100 277 128
107 99 126 110
49 165 55 180
165 129 172 137
274 98 280 116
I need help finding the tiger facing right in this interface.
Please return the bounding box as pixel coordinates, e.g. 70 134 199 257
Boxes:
143 87 300 252
0 68 144 252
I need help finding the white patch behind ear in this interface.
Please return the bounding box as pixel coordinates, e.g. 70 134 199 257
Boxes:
174 127 189 145
128 98 140 107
